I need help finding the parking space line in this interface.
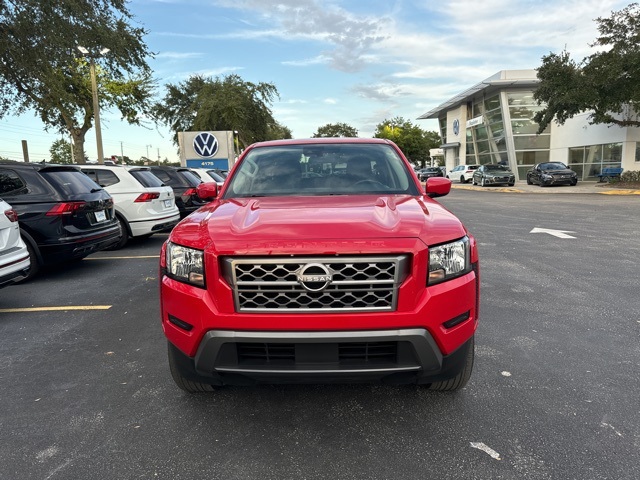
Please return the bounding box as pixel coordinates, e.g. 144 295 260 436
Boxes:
0 306 112 313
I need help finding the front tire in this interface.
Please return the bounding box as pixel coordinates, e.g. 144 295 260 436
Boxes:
168 342 216 393
429 336 474 392
480 177 486 187
526 175 533 185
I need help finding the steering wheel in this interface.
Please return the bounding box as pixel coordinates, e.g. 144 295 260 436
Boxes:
353 179 387 188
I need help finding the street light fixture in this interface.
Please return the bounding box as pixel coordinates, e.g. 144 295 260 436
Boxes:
77 46 110 164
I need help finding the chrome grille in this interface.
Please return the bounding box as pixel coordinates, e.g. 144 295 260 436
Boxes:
223 256 409 312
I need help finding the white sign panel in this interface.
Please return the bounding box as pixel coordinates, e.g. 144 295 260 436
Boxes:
466 116 484 128
178 131 235 166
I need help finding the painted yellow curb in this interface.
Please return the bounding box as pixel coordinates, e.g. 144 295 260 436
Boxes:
598 189 640 195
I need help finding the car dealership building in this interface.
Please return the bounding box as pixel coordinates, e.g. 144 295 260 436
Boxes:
418 69 640 182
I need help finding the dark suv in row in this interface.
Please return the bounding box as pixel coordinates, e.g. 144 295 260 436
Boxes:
148 166 209 218
0 161 121 279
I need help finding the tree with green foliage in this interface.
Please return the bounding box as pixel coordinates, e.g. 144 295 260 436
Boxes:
49 139 73 164
0 0 154 163
312 122 358 137
373 117 440 167
266 121 293 141
534 3 640 132
154 74 283 150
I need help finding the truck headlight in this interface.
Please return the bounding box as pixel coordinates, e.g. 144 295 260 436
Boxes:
165 242 205 287
428 237 471 285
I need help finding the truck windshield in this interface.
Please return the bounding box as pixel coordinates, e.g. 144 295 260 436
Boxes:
223 143 420 198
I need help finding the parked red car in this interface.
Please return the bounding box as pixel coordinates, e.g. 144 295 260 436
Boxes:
160 138 479 392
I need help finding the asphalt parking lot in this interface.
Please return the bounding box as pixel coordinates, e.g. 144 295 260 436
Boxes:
1 186 639 480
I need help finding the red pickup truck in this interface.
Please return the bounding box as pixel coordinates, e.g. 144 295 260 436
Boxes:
160 138 479 392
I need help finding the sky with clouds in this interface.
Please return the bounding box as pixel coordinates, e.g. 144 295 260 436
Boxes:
0 0 631 162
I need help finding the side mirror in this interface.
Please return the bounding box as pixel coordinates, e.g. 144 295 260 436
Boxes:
196 181 218 200
424 177 451 198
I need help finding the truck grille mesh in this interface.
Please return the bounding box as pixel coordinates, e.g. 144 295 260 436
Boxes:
223 256 409 312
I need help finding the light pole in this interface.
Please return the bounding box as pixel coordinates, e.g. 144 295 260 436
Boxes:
77 46 110 164
146 144 152 164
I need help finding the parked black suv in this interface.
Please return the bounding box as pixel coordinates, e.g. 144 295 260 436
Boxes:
148 166 209 218
0 161 121 279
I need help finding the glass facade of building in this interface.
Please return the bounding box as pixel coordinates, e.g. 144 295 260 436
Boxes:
568 143 622 179
461 90 552 179
427 71 640 182
464 93 508 166
508 92 551 179
444 89 629 181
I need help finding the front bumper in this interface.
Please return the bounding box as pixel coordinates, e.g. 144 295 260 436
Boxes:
485 176 514 185
542 176 577 185
168 330 475 385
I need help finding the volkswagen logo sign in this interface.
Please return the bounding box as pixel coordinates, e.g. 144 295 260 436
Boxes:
452 119 460 136
193 132 219 158
297 263 333 292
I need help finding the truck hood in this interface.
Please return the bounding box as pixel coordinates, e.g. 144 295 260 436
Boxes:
172 195 467 253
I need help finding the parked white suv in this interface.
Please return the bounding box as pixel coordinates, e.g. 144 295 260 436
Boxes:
447 164 480 184
80 165 180 249
0 198 30 287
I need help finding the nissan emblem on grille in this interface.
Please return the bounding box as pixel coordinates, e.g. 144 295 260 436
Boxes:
297 263 333 292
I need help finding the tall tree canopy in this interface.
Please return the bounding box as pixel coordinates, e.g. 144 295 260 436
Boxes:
312 122 358 137
154 74 282 150
373 117 440 167
534 3 640 132
0 0 154 163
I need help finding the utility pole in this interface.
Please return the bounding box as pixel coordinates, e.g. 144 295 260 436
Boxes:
77 46 110 164
120 141 125 164
157 147 160 165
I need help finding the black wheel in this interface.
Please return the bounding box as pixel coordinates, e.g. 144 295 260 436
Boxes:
105 215 128 250
480 177 486 187
459 176 466 184
526 175 533 185
571 180 578 186
508 182 515 187
19 240 40 282
167 342 216 393
471 177 476 185
429 336 474 392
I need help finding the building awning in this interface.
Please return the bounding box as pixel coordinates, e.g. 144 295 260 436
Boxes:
440 142 460 150
417 70 540 120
